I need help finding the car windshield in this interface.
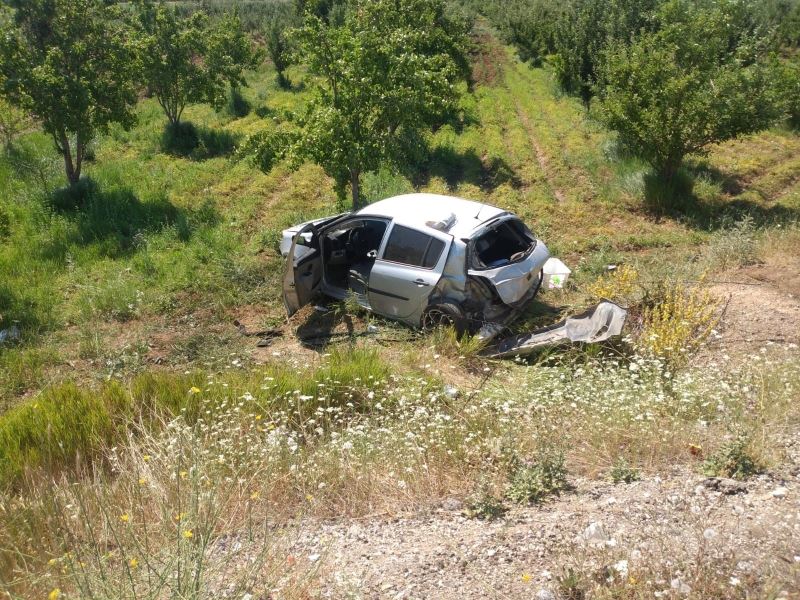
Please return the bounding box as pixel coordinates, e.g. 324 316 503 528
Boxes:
472 219 535 269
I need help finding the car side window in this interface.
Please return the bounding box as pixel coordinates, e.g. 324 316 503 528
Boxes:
382 225 445 269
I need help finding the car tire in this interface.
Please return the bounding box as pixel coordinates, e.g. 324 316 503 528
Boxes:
421 302 468 336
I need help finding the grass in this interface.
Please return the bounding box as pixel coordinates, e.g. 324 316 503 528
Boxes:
0 346 388 490
0 22 799 599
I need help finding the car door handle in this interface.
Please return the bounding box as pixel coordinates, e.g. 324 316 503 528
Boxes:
413 278 430 286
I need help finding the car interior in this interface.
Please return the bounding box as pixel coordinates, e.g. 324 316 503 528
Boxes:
472 219 536 269
321 218 389 294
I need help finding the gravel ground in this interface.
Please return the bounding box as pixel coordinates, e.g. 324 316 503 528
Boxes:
288 457 800 599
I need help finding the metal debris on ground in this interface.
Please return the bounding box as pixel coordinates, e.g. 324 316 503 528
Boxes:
0 325 20 344
233 319 283 347
480 301 627 359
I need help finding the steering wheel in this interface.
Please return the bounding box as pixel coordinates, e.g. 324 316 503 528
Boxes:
347 226 367 255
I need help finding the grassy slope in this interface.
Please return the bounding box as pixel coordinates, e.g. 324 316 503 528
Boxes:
0 28 798 407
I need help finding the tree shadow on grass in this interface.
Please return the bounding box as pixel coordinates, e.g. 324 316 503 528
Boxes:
408 145 522 192
160 121 239 161
46 178 218 259
226 86 251 118
642 169 800 231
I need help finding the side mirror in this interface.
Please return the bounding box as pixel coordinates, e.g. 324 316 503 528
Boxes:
367 249 378 259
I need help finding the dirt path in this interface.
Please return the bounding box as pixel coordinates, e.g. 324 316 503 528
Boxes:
290 454 800 599
709 260 800 353
513 100 567 204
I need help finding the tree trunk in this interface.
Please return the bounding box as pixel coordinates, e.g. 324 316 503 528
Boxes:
59 131 80 185
74 132 84 183
658 157 681 185
350 168 361 210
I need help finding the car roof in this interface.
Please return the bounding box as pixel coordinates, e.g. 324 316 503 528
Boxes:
356 193 507 238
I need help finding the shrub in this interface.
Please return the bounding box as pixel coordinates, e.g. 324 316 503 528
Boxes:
0 98 30 151
703 215 758 272
226 85 251 117
238 128 295 172
506 449 568 504
610 456 640 483
638 280 720 362
703 435 763 480
776 56 800 129
491 0 561 66
466 481 507 520
585 264 641 305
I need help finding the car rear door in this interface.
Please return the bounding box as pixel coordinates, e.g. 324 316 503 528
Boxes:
367 223 452 321
282 223 323 316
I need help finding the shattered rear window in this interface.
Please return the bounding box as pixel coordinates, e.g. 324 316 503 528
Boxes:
472 219 535 269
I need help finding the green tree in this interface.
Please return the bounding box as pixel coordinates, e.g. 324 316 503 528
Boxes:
595 0 781 184
0 97 29 152
135 2 258 127
553 0 661 102
776 56 800 128
290 0 465 208
266 18 292 89
0 0 138 185
499 0 562 66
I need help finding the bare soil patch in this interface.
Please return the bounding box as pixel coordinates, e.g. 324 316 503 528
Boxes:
709 258 800 353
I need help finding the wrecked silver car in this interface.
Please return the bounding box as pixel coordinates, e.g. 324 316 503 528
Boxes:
280 193 550 335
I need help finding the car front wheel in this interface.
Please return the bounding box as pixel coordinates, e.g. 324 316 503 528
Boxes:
421 302 468 336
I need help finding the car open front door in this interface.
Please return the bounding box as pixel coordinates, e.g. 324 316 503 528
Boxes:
367 224 452 322
282 223 322 317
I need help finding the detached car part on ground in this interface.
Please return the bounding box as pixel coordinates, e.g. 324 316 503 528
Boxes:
281 193 551 338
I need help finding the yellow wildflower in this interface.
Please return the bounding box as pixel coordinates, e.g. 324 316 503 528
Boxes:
255 414 262 421
138 478 147 486
143 455 151 462
174 512 186 521
305 494 314 501
521 573 532 583
119 513 130 523
250 491 260 500
48 589 61 600
129 558 139 569
182 529 193 539
189 386 201 394
179 470 188 480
